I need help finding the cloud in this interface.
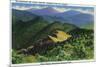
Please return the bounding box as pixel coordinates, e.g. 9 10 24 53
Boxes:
73 8 94 15
53 7 69 12
12 5 47 10
52 7 94 15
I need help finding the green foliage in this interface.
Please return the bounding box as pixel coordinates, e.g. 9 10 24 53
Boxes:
12 14 94 64
12 50 24 64
12 24 94 63
12 49 38 64
35 29 94 62
80 22 94 29
12 17 49 49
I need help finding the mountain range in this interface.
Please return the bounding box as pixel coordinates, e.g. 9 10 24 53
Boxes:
12 7 94 49
28 7 60 16
12 16 78 49
12 7 94 28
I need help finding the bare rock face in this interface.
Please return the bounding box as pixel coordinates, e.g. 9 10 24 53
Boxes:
18 48 28 55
